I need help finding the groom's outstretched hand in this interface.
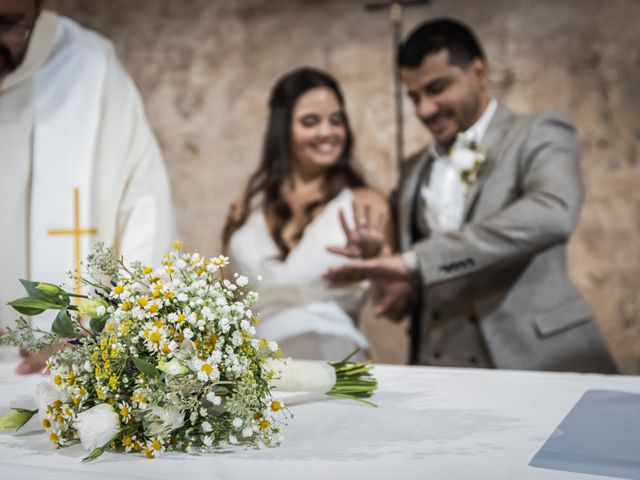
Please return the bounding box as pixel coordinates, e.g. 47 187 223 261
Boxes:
324 254 410 284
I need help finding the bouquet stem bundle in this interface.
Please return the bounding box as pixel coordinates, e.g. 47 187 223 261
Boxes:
329 352 377 407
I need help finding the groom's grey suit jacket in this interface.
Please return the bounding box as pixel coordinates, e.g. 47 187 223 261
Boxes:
395 103 616 373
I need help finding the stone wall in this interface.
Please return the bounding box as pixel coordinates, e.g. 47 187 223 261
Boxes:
46 0 640 372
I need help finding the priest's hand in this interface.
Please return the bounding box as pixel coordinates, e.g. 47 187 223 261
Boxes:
16 343 64 375
327 201 386 259
325 254 411 284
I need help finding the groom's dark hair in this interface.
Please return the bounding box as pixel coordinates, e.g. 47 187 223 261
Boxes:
398 18 486 69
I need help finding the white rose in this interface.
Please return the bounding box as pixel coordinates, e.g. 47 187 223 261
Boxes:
450 147 478 171
145 405 185 437
74 404 120 451
35 381 70 418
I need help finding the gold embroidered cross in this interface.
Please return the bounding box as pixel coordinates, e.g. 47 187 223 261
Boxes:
48 188 97 295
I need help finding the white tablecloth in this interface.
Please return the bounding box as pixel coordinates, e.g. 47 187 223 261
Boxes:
1 346 639 480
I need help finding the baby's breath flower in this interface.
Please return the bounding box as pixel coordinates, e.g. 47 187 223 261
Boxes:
205 391 222 406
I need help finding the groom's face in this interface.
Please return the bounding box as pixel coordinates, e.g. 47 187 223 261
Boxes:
0 0 41 79
401 48 488 147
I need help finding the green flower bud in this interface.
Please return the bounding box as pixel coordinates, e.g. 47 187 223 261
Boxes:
78 298 109 318
0 408 37 430
35 283 62 296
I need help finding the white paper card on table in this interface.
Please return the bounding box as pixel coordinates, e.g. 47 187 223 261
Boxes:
529 389 640 479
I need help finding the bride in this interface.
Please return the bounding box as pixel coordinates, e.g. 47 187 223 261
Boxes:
223 67 392 361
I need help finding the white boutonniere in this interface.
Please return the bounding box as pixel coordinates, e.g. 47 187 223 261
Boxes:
449 135 487 186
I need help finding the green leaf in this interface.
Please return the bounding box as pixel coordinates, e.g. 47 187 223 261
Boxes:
8 297 63 316
89 313 109 334
51 308 78 338
81 447 105 463
0 408 38 430
81 426 127 463
132 357 160 377
9 305 46 316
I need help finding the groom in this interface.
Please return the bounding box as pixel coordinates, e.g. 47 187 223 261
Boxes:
326 18 617 373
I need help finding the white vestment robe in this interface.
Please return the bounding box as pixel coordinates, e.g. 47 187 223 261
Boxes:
0 11 177 329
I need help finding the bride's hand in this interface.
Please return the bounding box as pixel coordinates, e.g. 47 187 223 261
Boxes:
327 200 386 259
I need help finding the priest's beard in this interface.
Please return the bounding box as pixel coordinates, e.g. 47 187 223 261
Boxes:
0 44 25 80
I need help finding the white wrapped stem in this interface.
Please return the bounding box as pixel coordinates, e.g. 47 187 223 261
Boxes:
266 358 336 394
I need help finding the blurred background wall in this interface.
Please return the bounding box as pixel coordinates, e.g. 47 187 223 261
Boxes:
46 0 640 373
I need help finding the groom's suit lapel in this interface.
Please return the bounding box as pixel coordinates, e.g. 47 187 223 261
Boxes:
462 103 515 221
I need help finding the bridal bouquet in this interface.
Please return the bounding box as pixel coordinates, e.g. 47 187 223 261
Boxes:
0 243 376 461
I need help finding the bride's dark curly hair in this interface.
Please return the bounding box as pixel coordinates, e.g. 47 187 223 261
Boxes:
222 67 365 259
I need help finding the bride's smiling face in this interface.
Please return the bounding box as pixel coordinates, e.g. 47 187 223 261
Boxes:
289 87 346 174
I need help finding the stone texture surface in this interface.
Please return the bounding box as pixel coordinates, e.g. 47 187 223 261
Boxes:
46 0 640 372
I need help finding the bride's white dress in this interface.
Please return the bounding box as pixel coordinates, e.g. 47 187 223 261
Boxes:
227 189 368 361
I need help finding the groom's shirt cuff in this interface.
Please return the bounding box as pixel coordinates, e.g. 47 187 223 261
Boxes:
401 249 420 274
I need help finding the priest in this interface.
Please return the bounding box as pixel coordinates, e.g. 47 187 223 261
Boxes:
0 1 177 372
